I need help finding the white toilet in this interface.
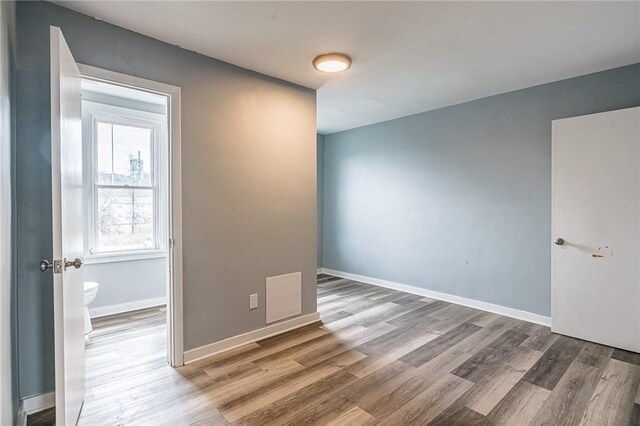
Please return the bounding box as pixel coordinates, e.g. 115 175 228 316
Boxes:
84 281 100 336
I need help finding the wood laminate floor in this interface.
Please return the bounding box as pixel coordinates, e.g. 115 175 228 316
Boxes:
31 275 640 425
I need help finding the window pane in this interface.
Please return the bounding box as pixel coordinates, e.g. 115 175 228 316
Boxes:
96 122 152 186
96 187 154 252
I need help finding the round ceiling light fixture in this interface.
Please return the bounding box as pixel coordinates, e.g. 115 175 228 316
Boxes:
312 53 352 73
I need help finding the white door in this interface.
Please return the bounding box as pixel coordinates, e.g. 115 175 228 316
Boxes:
552 107 640 353
50 26 85 425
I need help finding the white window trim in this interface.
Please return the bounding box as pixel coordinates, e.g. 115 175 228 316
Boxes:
82 100 169 264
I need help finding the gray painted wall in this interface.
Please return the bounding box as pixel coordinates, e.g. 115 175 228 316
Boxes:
1 1 17 423
317 134 324 268
323 64 640 317
16 1 316 398
84 258 167 313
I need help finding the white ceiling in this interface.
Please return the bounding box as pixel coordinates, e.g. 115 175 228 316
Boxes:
57 1 640 134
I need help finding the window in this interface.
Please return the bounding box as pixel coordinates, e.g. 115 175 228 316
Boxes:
83 96 167 262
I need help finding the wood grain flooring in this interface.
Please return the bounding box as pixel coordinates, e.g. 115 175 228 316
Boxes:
29 274 640 425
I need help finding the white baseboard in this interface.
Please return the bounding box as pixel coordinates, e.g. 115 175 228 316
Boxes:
20 391 55 418
90 297 166 318
317 268 323 274
320 268 551 327
183 312 321 364
17 409 27 426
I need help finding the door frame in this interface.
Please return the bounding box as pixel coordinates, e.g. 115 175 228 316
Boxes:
78 64 184 366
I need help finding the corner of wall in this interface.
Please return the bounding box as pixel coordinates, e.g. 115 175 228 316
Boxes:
317 133 325 270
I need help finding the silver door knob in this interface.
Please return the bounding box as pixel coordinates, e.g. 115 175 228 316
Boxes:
554 238 565 245
39 260 53 272
64 258 83 270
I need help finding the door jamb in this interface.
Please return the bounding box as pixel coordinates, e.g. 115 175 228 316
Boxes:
77 64 184 366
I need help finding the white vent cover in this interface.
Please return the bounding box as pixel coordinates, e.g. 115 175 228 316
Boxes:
266 272 302 324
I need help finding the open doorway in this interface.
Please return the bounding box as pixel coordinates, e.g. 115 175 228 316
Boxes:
79 76 171 394
80 76 169 326
72 67 184 421
73 68 184 421
76 65 184 374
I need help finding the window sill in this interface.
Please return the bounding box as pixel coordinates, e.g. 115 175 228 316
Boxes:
84 250 167 265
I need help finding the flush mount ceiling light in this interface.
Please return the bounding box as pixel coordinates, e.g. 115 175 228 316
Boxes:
312 53 352 73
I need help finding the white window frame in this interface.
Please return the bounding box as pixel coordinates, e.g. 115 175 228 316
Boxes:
82 100 168 264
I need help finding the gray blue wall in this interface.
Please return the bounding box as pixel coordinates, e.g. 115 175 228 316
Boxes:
317 134 324 268
323 63 640 317
16 1 316 398
84 258 167 313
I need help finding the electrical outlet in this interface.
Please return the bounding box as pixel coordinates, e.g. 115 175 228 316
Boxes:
249 293 258 310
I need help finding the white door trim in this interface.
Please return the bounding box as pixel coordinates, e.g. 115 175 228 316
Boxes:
77 64 184 366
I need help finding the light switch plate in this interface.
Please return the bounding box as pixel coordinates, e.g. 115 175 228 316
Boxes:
249 293 258 310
